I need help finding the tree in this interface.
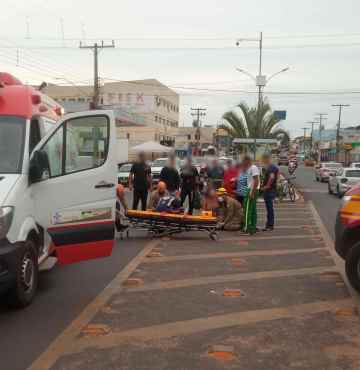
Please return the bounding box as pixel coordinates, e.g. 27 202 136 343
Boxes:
220 101 290 144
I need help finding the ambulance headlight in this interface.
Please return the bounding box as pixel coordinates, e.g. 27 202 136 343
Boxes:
0 207 14 239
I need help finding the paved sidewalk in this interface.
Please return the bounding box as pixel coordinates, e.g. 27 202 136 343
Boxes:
29 201 360 370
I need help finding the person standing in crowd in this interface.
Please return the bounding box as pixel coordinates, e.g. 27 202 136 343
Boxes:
261 153 279 231
206 159 224 190
148 181 169 210
129 152 152 211
180 157 199 215
159 153 180 195
242 155 260 235
223 159 239 195
235 162 248 206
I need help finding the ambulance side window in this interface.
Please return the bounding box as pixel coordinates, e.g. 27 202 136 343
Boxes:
39 115 108 179
29 119 41 154
42 126 64 178
64 115 109 174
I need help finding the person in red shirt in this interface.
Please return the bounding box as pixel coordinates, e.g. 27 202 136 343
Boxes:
223 159 239 196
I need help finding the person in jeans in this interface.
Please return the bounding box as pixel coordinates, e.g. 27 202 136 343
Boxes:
235 162 247 206
129 152 152 211
261 153 279 231
159 154 180 195
180 157 199 215
242 155 260 235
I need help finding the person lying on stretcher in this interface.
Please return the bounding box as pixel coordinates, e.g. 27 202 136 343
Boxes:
149 181 183 213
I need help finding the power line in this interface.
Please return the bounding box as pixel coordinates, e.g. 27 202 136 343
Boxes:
191 108 207 127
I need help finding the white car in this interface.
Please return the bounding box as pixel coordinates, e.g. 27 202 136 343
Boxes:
328 167 360 197
315 162 342 182
118 162 133 186
151 158 181 185
350 163 360 169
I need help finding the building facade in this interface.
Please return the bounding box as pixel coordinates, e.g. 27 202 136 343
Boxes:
44 79 180 153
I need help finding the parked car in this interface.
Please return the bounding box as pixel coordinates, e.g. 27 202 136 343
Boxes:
118 162 133 186
315 162 342 182
350 162 360 169
151 158 181 186
151 158 169 185
335 182 360 292
328 168 360 198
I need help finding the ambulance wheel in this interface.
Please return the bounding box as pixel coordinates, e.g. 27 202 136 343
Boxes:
345 242 360 293
9 240 38 308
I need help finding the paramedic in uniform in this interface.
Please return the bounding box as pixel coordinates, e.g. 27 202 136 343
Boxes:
217 188 243 231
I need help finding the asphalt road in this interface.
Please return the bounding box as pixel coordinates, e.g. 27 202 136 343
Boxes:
0 235 145 370
283 165 342 240
0 173 342 370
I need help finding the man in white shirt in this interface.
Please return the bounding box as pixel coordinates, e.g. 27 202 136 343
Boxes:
242 155 260 235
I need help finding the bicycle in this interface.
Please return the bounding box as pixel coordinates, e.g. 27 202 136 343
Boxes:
277 176 297 202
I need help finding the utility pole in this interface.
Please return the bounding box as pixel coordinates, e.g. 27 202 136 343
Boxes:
307 121 318 154
332 104 350 162
191 108 206 156
80 40 115 109
191 108 207 128
257 32 263 115
302 127 309 158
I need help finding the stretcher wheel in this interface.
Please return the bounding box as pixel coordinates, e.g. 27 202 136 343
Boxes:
210 231 218 241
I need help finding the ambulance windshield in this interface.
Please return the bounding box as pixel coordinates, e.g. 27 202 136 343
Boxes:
0 116 26 174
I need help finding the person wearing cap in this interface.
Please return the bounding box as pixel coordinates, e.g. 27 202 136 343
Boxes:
129 151 152 211
148 181 169 210
261 153 279 231
217 188 243 231
159 154 180 195
242 155 260 235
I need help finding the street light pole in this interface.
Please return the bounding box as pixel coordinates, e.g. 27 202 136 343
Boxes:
332 104 350 162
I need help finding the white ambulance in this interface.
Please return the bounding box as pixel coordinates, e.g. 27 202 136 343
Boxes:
0 73 117 307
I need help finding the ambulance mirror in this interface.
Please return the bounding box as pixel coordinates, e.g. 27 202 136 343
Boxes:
29 150 50 184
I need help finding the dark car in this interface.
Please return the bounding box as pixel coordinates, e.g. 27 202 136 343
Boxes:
335 182 360 292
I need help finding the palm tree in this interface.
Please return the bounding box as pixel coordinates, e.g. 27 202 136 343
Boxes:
220 101 290 144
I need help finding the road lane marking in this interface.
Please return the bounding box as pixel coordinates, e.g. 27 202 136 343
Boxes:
221 234 318 242
70 298 354 352
124 266 337 292
143 248 326 264
27 240 159 370
308 201 360 306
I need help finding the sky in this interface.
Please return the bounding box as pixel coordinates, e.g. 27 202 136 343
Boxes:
1 0 360 137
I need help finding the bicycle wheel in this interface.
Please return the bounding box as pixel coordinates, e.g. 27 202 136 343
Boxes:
289 185 296 202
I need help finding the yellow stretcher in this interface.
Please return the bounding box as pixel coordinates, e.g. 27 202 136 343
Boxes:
126 210 219 240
